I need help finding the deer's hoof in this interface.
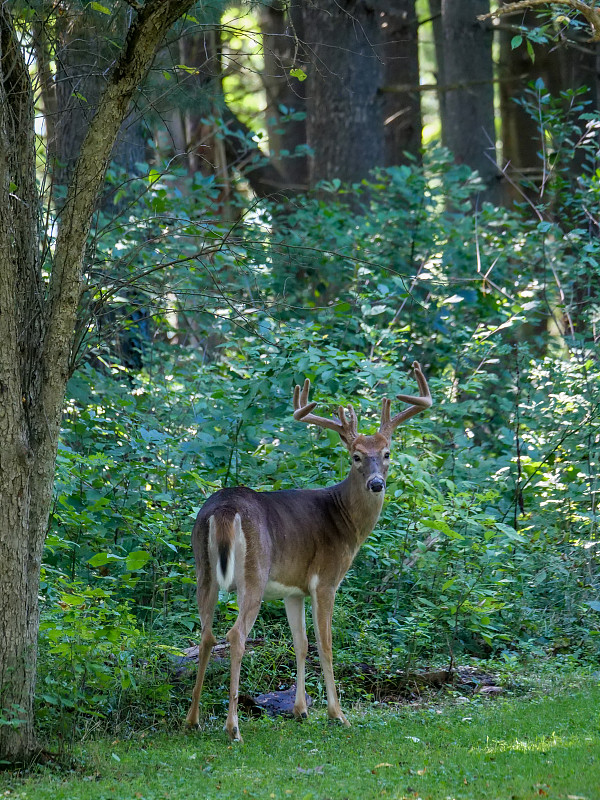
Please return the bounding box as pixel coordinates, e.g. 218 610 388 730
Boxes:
226 725 243 743
328 712 350 727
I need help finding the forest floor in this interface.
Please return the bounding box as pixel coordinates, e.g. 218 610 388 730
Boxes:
1 671 599 800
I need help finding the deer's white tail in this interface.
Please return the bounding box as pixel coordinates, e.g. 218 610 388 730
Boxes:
209 511 243 591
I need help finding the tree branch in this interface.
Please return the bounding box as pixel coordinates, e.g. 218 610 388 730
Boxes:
221 107 297 197
42 0 195 422
479 0 600 42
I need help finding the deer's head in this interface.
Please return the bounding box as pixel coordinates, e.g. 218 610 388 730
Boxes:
293 362 432 495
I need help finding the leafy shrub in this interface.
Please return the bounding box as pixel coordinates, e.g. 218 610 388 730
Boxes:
38 133 600 736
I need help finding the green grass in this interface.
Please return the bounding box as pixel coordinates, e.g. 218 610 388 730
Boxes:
2 682 600 800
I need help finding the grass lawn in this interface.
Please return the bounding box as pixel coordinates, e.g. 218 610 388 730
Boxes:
1 678 599 800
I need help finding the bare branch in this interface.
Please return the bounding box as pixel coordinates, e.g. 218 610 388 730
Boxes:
479 0 600 41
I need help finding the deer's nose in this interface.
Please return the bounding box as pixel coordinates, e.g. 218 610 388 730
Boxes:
367 477 385 493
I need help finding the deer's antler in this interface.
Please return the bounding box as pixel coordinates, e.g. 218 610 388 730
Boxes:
293 379 358 448
378 361 432 441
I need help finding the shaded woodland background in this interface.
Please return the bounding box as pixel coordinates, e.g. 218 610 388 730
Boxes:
1 0 600 752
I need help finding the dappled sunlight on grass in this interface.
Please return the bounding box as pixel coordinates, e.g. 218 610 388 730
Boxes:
477 731 599 755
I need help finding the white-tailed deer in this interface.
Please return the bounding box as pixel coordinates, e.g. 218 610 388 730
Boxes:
186 362 432 741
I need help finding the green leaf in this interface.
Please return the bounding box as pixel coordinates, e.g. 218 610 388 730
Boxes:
290 67 307 82
60 593 86 606
125 551 152 572
511 35 523 50
441 576 458 592
495 523 524 542
90 2 111 14
585 601 600 612
88 552 124 567
176 64 200 75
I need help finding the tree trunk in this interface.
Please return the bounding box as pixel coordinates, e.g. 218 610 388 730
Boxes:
441 0 499 203
175 27 222 177
381 1 421 165
52 4 146 195
302 0 385 186
0 9 46 760
0 0 195 765
158 20 288 203
259 0 308 187
428 0 447 145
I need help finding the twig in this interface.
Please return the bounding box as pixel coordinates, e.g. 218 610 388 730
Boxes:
403 533 442 569
479 0 600 42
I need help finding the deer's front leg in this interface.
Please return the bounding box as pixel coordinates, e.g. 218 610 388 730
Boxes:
310 581 349 727
284 594 309 719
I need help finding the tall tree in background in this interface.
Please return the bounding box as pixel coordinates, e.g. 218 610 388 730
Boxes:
302 0 385 186
381 1 422 166
259 0 308 188
262 0 423 187
33 3 146 194
440 0 499 202
0 0 195 764
428 0 447 144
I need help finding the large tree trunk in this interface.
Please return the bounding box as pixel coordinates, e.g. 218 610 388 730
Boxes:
302 0 385 186
0 10 46 761
0 0 195 765
381 1 421 165
441 0 499 203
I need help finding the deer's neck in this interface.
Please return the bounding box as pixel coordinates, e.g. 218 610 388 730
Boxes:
333 469 385 546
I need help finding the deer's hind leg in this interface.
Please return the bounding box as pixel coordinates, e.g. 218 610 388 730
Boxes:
224 589 262 742
186 574 218 728
224 515 266 742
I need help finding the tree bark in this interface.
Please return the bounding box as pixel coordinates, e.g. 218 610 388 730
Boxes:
441 0 499 203
302 0 385 186
381 1 422 165
0 0 195 765
0 8 45 761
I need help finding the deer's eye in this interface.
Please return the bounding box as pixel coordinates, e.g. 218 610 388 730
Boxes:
384 451 391 459
353 453 361 463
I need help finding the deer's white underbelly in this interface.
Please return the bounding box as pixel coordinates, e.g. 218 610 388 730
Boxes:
263 580 305 600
